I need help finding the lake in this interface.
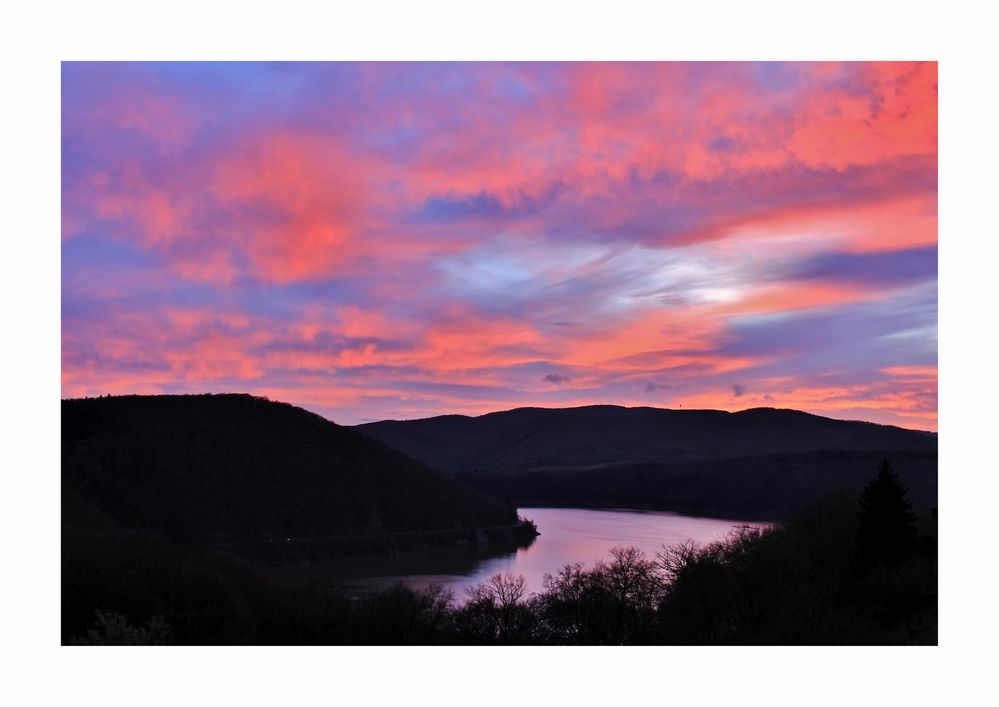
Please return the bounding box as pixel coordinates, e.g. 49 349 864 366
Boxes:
307 507 769 600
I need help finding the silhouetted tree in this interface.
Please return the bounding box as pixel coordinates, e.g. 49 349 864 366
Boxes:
456 573 536 643
856 458 917 572
539 546 664 644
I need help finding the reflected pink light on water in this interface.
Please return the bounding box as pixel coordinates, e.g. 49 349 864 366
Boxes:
336 507 770 600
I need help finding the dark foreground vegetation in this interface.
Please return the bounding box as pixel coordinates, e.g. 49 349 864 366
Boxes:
65 460 936 645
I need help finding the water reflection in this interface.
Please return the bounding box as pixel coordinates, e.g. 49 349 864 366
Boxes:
274 507 768 600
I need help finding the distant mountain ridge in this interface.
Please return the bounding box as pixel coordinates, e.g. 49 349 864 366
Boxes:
354 405 936 474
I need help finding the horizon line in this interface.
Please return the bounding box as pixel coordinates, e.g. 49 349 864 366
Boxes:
61 391 938 435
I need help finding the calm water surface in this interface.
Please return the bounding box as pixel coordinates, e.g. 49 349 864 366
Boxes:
327 507 768 599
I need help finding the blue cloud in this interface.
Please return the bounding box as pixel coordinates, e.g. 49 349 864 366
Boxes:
792 246 937 284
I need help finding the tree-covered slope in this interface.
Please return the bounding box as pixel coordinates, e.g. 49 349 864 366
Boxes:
62 394 517 543
355 405 937 473
455 450 937 520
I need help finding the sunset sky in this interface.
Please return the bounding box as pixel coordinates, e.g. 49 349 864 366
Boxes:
61 62 937 429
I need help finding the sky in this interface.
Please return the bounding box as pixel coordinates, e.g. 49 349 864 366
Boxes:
61 62 937 429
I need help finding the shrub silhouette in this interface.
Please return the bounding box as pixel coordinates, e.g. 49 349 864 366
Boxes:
70 611 171 645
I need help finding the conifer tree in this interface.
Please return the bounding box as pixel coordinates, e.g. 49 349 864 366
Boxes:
856 458 918 571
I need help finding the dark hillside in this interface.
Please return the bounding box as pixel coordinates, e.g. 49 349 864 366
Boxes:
456 450 937 520
355 405 936 473
62 394 517 544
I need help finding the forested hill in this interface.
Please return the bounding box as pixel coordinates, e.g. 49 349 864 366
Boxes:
354 405 936 473
62 394 517 543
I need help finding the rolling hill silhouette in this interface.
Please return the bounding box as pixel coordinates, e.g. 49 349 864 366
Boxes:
355 405 936 472
356 405 937 517
62 394 520 545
